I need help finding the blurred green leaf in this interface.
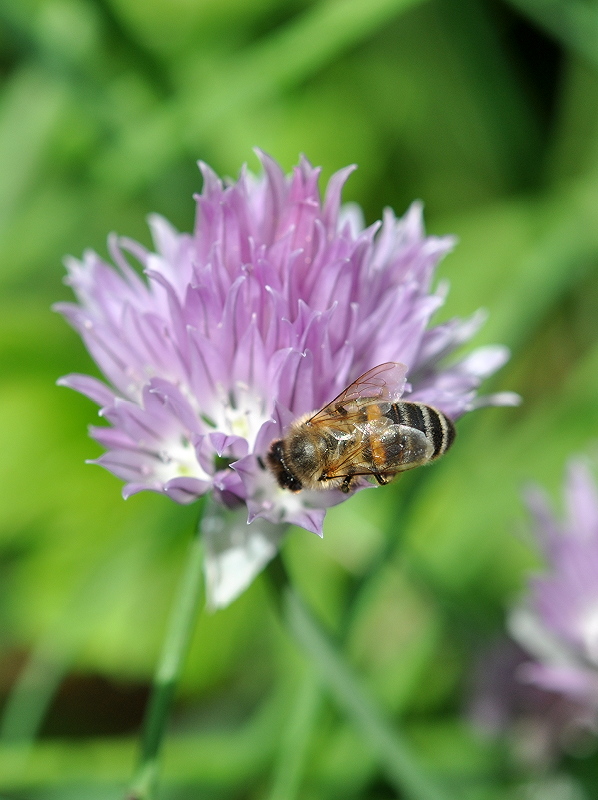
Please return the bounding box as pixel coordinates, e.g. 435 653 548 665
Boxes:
284 584 452 800
0 67 66 233
95 0 428 190
266 665 322 800
405 339 598 600
0 684 284 788
347 567 446 713
507 0 598 70
434 173 598 353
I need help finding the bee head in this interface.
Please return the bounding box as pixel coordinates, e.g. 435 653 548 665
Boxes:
265 440 303 492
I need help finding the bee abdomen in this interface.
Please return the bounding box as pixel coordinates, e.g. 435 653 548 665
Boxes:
389 402 455 460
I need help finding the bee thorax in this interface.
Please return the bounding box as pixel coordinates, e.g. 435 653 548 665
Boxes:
288 435 324 475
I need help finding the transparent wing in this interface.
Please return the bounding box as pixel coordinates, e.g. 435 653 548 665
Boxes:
308 362 407 426
322 423 431 480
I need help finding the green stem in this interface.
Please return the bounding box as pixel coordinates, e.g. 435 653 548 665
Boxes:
126 512 205 800
266 665 322 800
276 563 451 800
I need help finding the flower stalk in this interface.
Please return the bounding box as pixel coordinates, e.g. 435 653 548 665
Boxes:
266 665 322 800
269 556 451 800
126 505 205 800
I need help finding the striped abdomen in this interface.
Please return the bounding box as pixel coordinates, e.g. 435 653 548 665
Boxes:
386 401 455 464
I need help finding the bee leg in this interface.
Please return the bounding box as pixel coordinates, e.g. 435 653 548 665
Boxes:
256 456 266 470
373 473 389 486
340 476 353 494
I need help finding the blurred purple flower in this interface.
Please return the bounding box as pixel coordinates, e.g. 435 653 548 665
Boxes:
56 152 517 606
509 459 598 730
468 637 597 767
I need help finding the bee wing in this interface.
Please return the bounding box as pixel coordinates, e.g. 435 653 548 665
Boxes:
319 439 379 478
385 425 434 467
308 363 407 426
323 423 432 479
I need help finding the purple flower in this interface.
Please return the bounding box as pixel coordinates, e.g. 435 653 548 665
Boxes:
510 459 598 727
468 637 597 765
56 152 517 606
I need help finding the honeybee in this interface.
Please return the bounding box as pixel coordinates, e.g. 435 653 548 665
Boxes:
266 362 455 494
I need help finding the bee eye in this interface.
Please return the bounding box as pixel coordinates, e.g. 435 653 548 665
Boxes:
284 474 303 492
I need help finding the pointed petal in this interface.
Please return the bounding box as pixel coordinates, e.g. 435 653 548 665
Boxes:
202 499 287 609
57 373 117 407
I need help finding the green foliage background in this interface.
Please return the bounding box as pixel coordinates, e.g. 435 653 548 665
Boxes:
1 0 598 797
